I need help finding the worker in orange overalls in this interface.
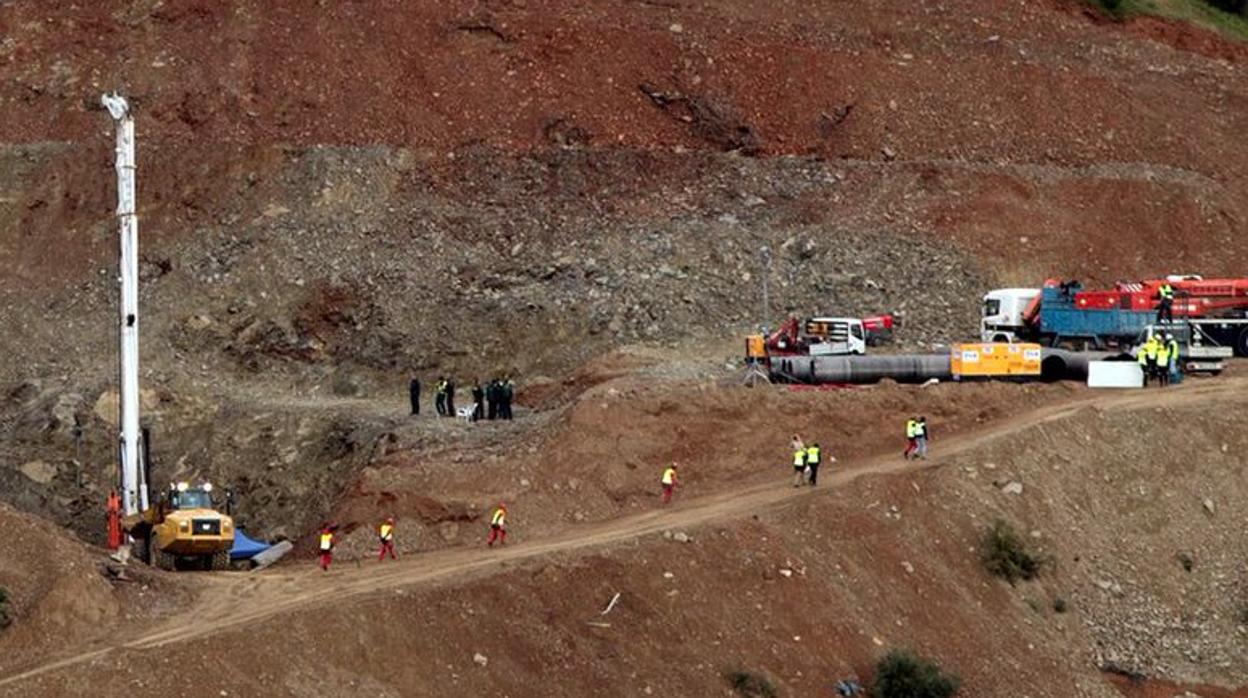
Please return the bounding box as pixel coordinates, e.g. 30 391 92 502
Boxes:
318 524 335 571
660 463 679 504
486 502 508 547
106 490 123 550
377 517 397 561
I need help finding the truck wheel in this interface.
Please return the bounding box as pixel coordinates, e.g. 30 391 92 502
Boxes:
1237 327 1248 358
210 550 230 571
154 547 175 571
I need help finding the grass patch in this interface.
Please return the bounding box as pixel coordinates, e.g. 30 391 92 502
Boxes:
871 649 961 698
0 585 11 629
982 520 1047 584
726 670 778 698
1086 0 1248 41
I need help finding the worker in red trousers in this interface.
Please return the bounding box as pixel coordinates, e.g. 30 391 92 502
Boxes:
377 517 397 561
487 502 508 547
318 523 335 571
661 463 679 504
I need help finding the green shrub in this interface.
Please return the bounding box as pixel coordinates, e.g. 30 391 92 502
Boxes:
0 585 11 629
982 520 1045 584
1053 597 1069 614
726 670 778 698
871 649 961 698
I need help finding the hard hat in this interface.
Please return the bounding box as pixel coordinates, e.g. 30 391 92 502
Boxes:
1166 333 1174 339
386 517 395 524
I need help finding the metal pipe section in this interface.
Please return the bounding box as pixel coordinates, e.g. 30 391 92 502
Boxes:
771 354 952 384
771 348 1113 385
103 93 147 517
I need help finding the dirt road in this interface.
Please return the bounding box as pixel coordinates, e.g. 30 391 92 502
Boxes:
1 378 1238 689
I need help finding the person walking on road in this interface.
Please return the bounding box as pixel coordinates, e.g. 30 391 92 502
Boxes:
915 417 930 459
318 524 335 571
487 502 508 547
661 463 679 504
792 445 807 487
805 442 822 486
377 517 397 562
408 377 421 416
904 417 919 460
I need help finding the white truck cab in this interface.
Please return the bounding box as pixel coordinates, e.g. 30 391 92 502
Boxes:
804 317 866 355
981 288 1040 343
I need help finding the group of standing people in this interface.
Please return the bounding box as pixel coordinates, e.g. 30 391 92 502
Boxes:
407 375 518 420
1137 332 1179 387
790 434 834 487
903 417 930 460
479 377 516 421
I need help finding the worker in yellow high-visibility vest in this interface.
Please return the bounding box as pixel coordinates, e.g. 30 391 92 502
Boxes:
903 418 919 460
1136 341 1150 387
377 517 397 562
660 463 679 504
1145 335 1160 387
318 524 335 571
1156 283 1175 323
1155 338 1171 388
487 502 508 547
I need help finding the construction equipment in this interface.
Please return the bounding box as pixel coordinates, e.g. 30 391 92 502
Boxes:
950 342 1042 379
128 481 235 571
763 314 896 357
982 276 1248 356
103 93 234 569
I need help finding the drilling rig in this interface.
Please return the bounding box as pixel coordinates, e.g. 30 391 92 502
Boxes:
102 93 234 571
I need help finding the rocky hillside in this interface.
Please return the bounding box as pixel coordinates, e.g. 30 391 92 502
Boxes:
1 0 1246 542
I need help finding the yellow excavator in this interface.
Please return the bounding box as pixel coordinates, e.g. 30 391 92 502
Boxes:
128 481 235 571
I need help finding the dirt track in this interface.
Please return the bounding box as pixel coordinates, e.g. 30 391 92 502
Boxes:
2 377 1238 690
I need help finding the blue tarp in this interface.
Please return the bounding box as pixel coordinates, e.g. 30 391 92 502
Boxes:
230 529 272 561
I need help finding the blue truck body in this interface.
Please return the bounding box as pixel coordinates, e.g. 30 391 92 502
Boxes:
1037 284 1152 348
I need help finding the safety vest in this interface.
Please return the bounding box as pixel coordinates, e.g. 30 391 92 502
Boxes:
1156 343 1170 364
793 449 806 467
806 446 820 464
1159 283 1174 300
1137 346 1148 364
319 532 333 551
379 524 393 541
491 509 506 527
905 420 917 438
1167 339 1179 361
1145 340 1159 360
916 421 927 438
661 468 677 485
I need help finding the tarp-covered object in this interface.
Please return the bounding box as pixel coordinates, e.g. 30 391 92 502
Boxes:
230 529 271 560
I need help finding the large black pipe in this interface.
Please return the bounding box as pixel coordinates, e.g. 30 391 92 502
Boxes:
771 348 1111 385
